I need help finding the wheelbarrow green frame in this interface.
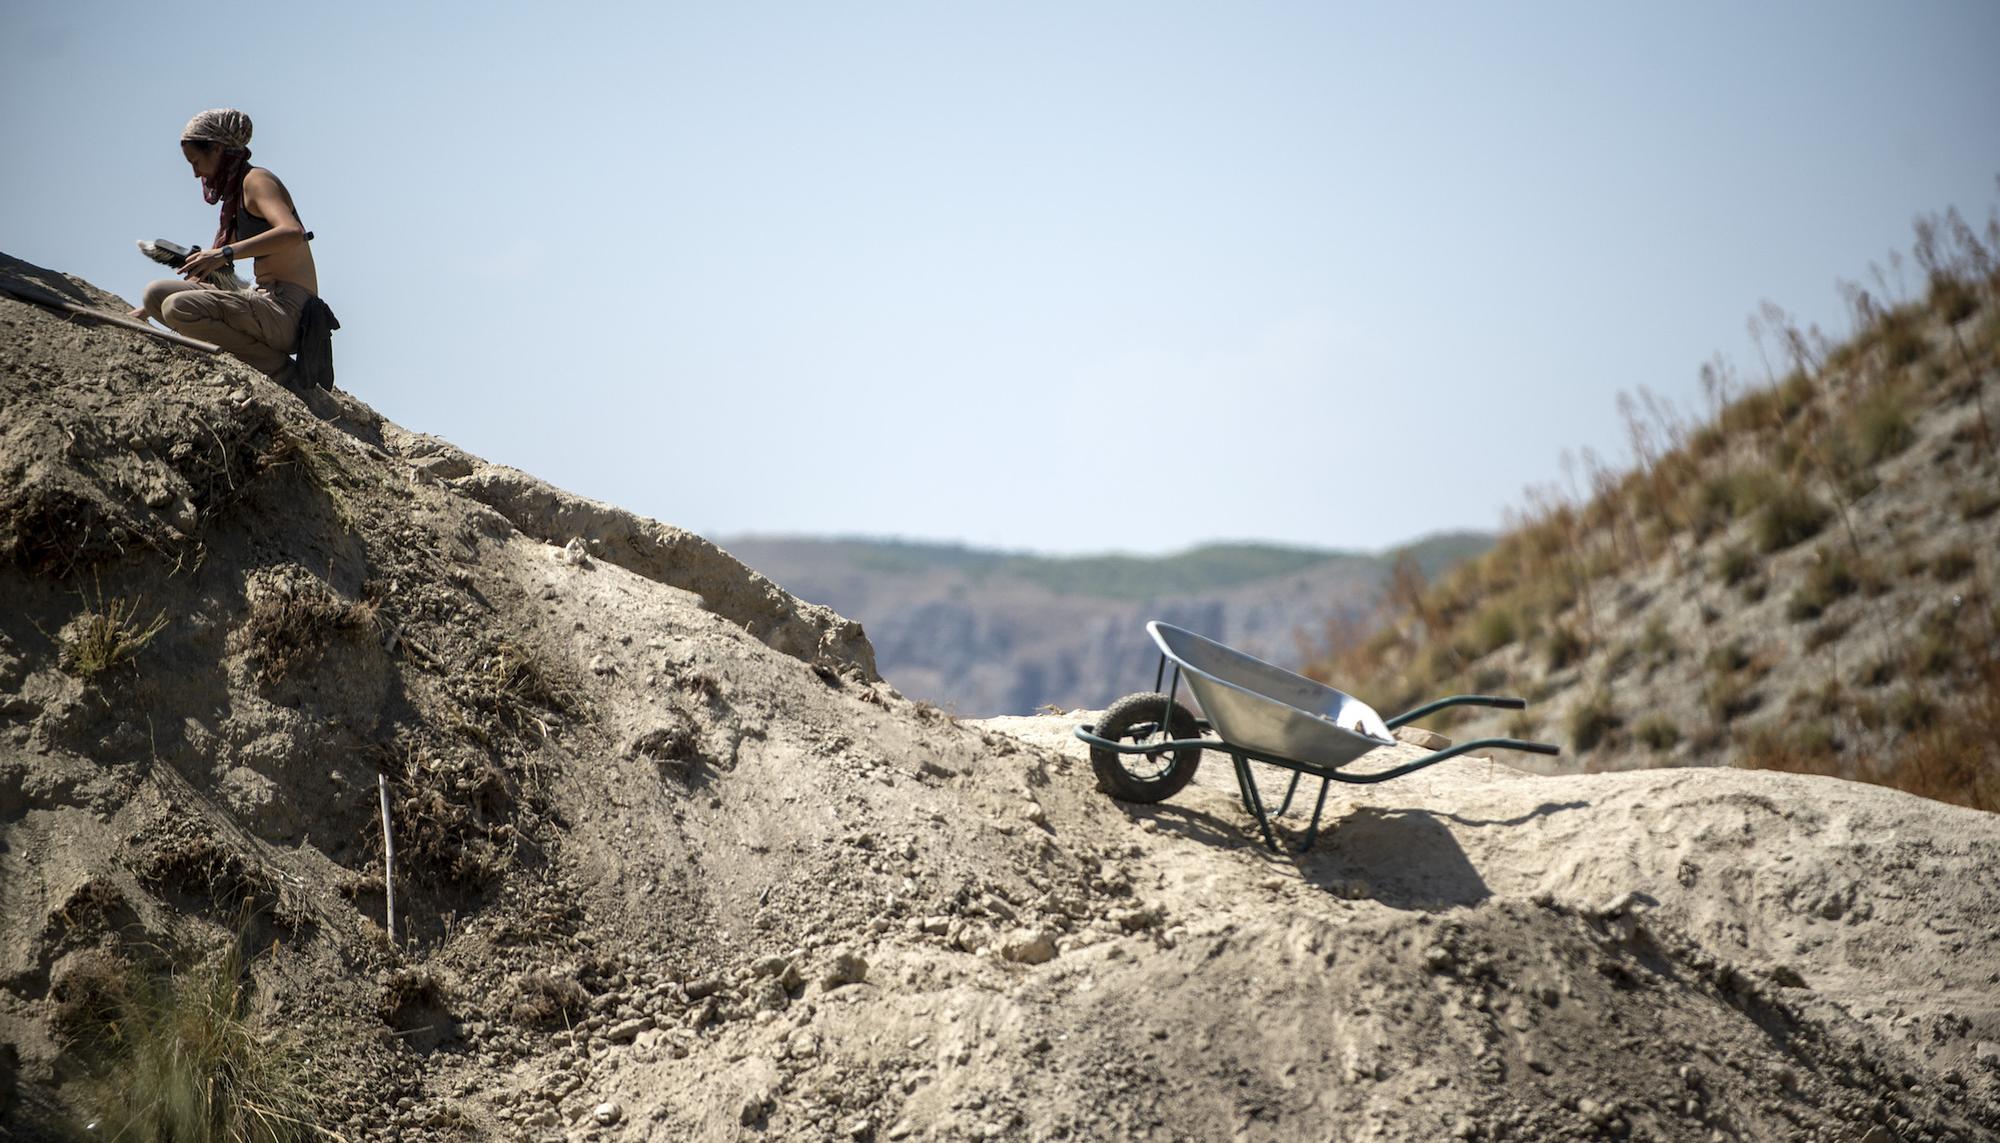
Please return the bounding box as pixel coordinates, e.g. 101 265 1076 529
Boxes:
1075 623 1560 853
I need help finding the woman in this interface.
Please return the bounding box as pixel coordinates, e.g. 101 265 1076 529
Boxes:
132 108 325 380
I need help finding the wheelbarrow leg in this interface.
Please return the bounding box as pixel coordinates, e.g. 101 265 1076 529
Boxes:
1230 753 1281 852
1272 770 1304 818
1295 777 1334 852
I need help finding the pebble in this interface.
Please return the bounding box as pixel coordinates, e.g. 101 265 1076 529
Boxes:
606 1016 653 1043
999 930 1058 965
821 948 869 990
593 1101 623 1127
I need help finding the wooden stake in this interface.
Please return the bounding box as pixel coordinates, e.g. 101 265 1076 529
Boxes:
0 280 222 354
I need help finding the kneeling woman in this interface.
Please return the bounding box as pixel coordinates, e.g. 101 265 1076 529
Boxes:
133 108 328 382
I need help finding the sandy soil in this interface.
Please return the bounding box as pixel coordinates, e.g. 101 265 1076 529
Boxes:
2 251 1997 1142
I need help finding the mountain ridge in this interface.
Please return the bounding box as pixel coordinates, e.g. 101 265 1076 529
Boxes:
721 532 1490 716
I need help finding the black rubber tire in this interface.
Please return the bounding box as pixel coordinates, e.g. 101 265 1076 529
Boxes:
1089 692 1203 803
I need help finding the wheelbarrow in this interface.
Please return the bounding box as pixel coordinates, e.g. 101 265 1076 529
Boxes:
1074 622 1561 852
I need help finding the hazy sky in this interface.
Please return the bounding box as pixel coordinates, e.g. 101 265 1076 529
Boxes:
4 2 1995 554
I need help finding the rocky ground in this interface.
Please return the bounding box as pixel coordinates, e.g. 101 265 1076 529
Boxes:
3 252 1997 1141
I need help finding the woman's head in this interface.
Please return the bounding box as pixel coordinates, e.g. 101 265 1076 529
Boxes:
179 108 252 160
178 108 254 209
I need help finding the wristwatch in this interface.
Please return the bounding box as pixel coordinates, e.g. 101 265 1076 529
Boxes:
220 244 235 261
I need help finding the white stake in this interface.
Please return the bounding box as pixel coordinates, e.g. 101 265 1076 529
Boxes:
378 771 397 946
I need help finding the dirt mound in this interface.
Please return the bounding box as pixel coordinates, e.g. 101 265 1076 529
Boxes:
3 252 1997 1141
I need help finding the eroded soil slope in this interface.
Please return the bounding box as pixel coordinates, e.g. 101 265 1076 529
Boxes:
2 253 1996 1142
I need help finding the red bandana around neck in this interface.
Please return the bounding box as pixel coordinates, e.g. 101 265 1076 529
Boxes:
202 148 253 251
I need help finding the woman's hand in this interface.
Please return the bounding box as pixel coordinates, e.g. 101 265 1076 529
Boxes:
179 246 230 281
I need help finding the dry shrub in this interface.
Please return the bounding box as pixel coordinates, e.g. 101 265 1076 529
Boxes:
1715 545 1757 587
1694 469 1779 538
1804 617 1851 652
389 749 518 889
1853 656 1895 689
1956 485 2000 521
256 427 355 522
1718 387 1782 437
1876 311 1927 369
1745 663 1999 813
1543 624 1587 672
1469 604 1520 657
1753 485 1832 553
236 572 378 684
1928 272 1978 324
1638 614 1676 661
1886 688 1940 732
379 967 447 1031
1847 385 1918 465
49 875 130 939
1883 662 2000 811
131 820 302 930
1568 692 1622 752
510 971 588 1027
1786 545 1862 622
1702 641 1768 723
463 639 576 741
1634 713 1680 752
1932 546 1976 582
913 700 959 725
49 949 136 1048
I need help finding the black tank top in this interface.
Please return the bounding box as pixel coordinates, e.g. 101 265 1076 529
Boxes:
232 168 301 243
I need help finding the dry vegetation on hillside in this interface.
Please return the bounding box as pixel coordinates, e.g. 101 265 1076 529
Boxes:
1309 204 2000 812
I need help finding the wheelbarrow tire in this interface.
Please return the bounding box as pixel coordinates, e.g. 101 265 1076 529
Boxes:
1090 691 1203 803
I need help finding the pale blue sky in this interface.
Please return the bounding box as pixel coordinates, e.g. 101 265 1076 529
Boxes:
4 2 1995 554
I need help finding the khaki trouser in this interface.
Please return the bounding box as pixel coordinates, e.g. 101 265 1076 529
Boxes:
145 278 311 375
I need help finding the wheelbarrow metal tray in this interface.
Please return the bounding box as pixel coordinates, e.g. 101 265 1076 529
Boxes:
1148 621 1393 771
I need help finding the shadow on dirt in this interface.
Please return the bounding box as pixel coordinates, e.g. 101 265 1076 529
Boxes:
1115 801 1265 852
1300 801 1588 910
1112 794 1589 910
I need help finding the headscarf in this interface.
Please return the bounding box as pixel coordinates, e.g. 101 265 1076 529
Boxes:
180 108 253 150
180 109 255 251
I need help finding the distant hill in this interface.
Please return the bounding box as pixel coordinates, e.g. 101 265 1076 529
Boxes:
719 533 1490 715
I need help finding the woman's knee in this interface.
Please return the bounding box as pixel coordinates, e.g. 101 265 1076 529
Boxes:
141 278 187 314
156 293 196 330
157 288 223 332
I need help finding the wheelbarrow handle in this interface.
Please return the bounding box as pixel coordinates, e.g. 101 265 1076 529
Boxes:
1488 737 1561 756
1386 694 1527 729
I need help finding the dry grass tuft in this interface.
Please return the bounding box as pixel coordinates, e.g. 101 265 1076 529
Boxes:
53 578 168 678
67 933 329 1142
1568 692 1622 752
